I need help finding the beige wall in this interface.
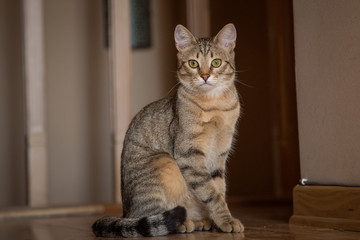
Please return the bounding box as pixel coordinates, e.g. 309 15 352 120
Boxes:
294 0 360 186
44 0 112 205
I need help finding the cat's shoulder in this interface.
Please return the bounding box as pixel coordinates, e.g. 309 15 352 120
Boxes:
143 93 176 113
131 94 176 124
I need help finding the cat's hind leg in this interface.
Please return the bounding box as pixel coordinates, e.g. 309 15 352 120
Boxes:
123 153 187 218
153 155 216 233
153 155 202 233
179 195 213 232
177 219 195 233
176 215 212 232
153 155 188 208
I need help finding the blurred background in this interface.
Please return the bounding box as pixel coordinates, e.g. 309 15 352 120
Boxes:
0 0 299 207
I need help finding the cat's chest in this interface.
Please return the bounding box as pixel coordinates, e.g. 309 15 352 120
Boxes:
198 110 238 170
199 107 239 149
201 110 238 129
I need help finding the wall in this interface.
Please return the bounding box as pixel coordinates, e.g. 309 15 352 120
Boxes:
131 0 178 115
0 0 26 207
0 0 113 207
44 0 112 205
293 0 360 186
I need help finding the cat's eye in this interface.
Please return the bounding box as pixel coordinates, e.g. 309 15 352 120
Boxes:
188 60 199 68
211 59 222 68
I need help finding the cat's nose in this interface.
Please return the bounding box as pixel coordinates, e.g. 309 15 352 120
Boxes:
200 74 210 81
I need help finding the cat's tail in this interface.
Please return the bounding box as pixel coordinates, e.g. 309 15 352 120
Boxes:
92 206 186 238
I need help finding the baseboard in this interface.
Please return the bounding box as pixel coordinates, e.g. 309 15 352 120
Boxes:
290 184 360 231
0 204 105 220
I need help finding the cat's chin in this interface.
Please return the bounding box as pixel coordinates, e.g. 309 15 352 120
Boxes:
180 79 230 98
199 82 215 89
196 85 229 98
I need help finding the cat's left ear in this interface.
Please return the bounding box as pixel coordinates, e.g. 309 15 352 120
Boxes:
174 24 197 52
214 23 237 52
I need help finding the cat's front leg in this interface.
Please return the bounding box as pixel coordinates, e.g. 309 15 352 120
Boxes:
210 154 244 233
206 194 244 233
210 153 228 198
215 217 244 233
176 149 244 233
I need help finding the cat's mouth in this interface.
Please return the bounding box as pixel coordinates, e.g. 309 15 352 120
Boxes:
200 82 213 87
196 76 216 87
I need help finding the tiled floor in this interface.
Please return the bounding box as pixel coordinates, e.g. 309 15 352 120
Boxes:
1 202 359 240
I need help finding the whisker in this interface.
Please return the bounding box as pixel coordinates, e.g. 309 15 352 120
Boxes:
235 69 249 74
164 82 181 97
234 79 254 88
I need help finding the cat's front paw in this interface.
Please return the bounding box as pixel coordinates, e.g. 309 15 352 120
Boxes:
193 217 212 231
216 217 244 233
177 219 195 233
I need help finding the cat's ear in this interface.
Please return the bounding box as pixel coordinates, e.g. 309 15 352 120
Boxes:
214 23 237 52
174 24 197 52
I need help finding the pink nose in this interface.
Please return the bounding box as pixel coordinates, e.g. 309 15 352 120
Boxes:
201 74 210 81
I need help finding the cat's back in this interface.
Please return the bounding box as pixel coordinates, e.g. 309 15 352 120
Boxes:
129 94 175 131
122 94 176 159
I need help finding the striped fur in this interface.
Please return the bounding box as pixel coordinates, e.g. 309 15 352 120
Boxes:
92 206 186 238
92 23 244 238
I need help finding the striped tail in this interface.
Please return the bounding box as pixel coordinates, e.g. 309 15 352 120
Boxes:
92 206 186 238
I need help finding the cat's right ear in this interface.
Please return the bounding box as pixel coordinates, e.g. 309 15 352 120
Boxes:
214 23 237 52
174 25 196 52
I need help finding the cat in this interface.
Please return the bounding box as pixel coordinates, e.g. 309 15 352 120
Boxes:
92 23 244 238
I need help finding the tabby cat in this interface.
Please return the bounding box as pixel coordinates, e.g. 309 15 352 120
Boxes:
92 23 244 238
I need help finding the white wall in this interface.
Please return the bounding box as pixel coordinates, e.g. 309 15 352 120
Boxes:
294 0 360 186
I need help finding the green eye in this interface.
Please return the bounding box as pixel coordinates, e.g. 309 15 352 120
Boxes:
188 60 199 68
211 59 222 68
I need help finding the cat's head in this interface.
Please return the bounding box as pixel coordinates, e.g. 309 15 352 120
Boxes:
174 24 237 97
